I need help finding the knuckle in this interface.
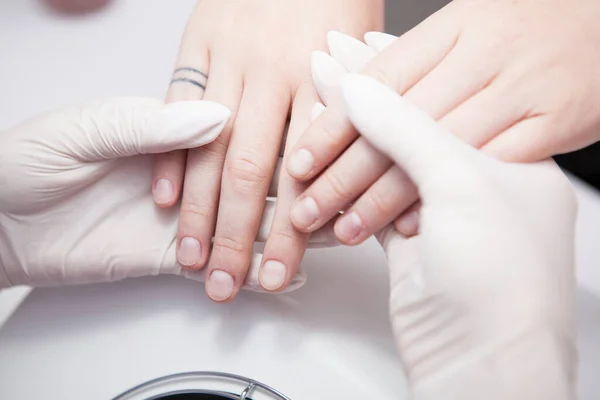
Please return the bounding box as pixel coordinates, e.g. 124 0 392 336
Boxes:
367 186 397 216
180 199 212 222
226 157 270 192
323 171 355 200
199 138 229 161
212 234 247 256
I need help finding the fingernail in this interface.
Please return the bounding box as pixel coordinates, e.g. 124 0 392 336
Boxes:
206 270 234 301
336 212 364 242
178 237 202 267
311 102 326 122
260 260 287 291
288 148 314 178
291 196 320 229
311 50 347 102
396 211 419 236
327 30 376 72
153 179 174 205
364 31 398 51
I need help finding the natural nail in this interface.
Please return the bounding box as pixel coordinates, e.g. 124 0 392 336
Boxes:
153 179 173 205
288 148 315 178
396 211 419 236
336 212 364 242
291 196 320 229
178 237 202 267
206 270 235 301
260 260 287 291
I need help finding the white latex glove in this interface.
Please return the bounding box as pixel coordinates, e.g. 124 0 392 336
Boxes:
336 74 577 400
0 98 335 292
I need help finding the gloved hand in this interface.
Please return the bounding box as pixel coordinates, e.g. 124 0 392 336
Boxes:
334 75 578 399
0 98 335 293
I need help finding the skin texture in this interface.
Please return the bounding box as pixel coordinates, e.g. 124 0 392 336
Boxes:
152 0 384 302
287 0 600 244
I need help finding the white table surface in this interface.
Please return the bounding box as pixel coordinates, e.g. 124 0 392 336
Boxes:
0 1 598 399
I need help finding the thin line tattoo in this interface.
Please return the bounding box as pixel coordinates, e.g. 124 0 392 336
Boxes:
170 77 206 90
173 67 208 79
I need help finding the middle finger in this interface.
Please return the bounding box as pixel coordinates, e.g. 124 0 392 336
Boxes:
204 78 290 302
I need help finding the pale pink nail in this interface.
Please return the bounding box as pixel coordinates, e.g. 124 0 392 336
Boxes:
336 212 363 242
291 196 320 229
396 211 419 235
260 260 287 291
153 179 173 205
288 149 314 178
206 270 234 301
178 237 202 267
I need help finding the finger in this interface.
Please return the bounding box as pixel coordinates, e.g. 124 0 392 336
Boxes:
68 98 229 161
481 115 553 162
340 74 483 196
394 201 421 237
289 136 391 233
152 9 211 207
360 8 460 96
438 78 526 147
259 83 319 292
364 31 398 51
205 80 290 302
401 41 498 122
256 199 338 248
267 157 283 197
177 60 243 271
333 165 417 245
286 53 356 180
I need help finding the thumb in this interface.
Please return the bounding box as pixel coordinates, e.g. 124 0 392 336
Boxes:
340 74 482 191
65 97 230 162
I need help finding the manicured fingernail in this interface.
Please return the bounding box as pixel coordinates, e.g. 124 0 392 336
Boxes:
206 270 234 301
178 237 202 267
311 50 347 102
260 260 287 291
396 211 419 235
291 196 320 229
288 149 314 178
364 31 398 51
327 30 375 72
153 179 173 205
336 212 363 242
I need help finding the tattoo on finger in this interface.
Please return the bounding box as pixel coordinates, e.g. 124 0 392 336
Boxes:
170 67 208 90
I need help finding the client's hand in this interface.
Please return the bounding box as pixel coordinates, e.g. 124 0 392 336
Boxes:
0 98 335 291
339 75 577 399
153 0 383 301
289 0 600 242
